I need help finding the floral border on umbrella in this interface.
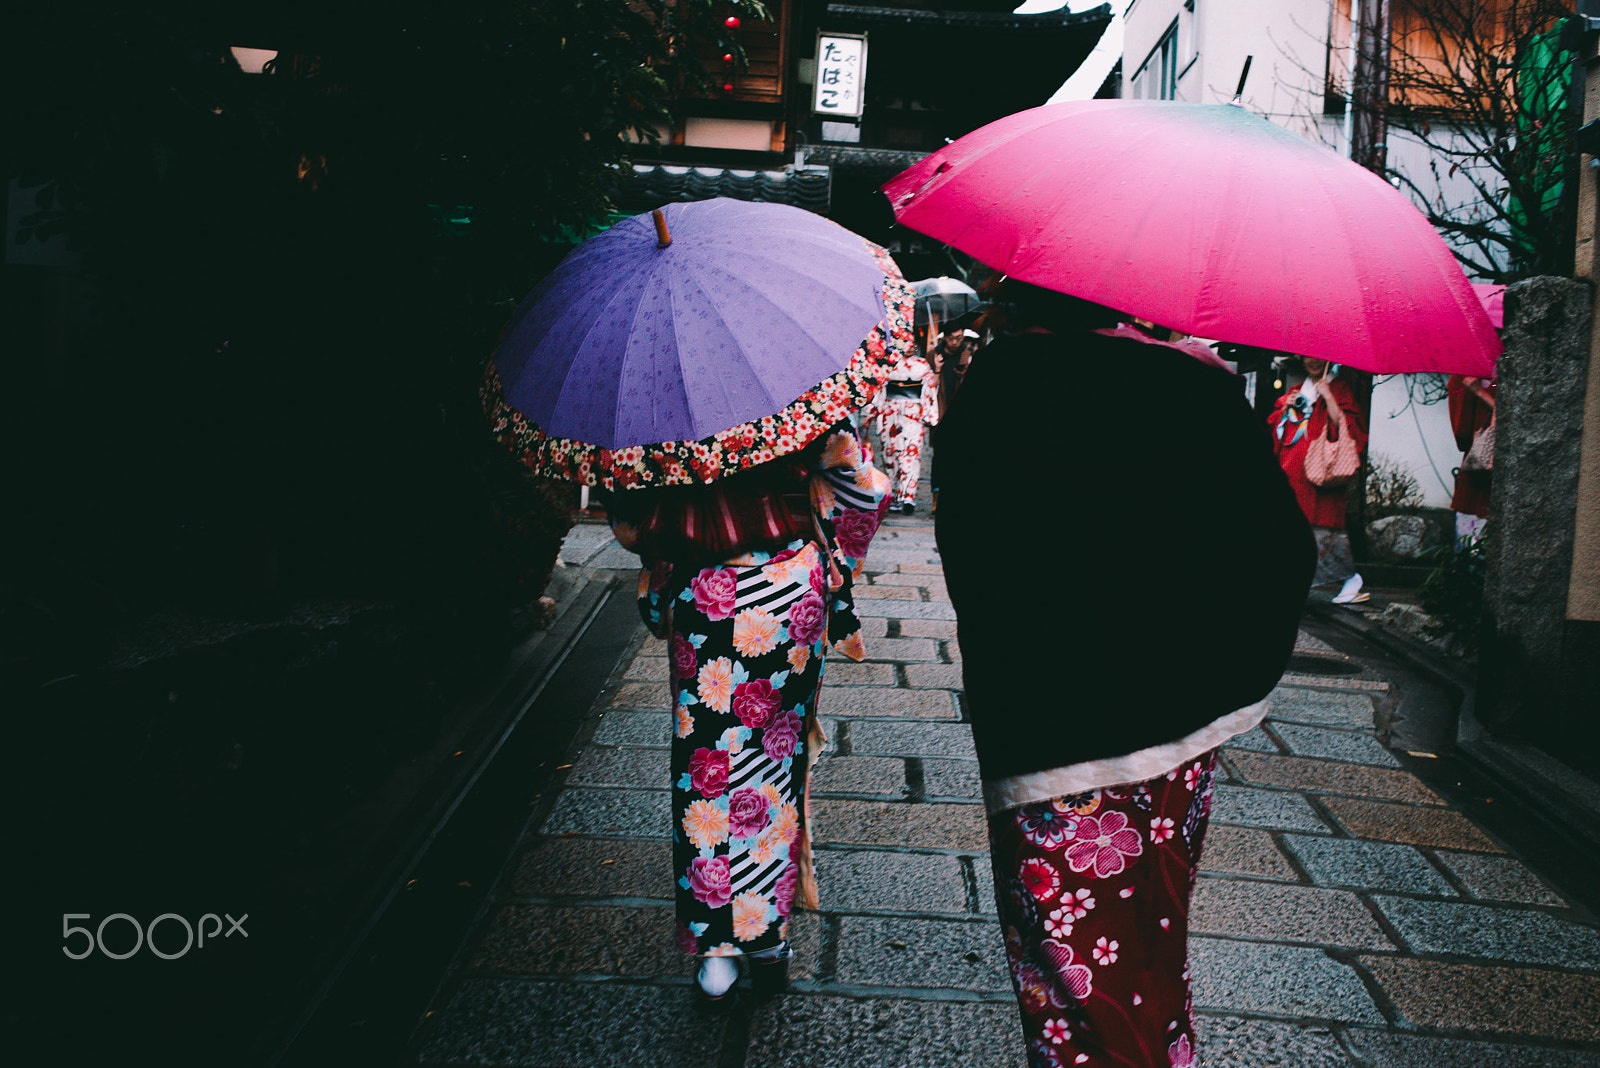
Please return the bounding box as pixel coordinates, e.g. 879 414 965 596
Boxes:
481 241 917 489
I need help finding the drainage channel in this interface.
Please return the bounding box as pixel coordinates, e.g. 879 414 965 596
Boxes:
1301 608 1600 919
269 575 637 1067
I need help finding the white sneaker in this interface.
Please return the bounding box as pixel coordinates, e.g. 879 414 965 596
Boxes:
1332 573 1365 604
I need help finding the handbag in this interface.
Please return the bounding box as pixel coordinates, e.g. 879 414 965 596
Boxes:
1304 422 1361 488
1462 419 1495 473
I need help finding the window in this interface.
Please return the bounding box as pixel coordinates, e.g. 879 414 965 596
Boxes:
1131 20 1179 100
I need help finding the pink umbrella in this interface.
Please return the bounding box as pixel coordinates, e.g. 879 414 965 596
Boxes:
1472 283 1506 329
883 100 1500 377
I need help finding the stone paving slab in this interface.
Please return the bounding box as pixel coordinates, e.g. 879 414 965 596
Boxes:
825 661 897 687
920 757 982 800
417 977 726 1067
1280 834 1458 896
1372 896 1600 968
1320 796 1501 851
1191 879 1393 949
1223 750 1443 805
831 916 1012 993
622 652 667 682
1194 1015 1356 1067
1197 825 1300 882
869 572 944 588
1279 673 1390 691
1222 726 1284 753
742 993 1025 1068
822 685 959 719
852 636 941 662
544 787 671 838
811 755 910 797
1433 850 1569 907
1342 1029 1600 1067
853 584 921 601
812 799 989 851
848 720 978 760
590 710 669 748
1210 783 1333 834
511 837 673 900
1359 956 1600 1042
1189 938 1384 1022
1271 722 1404 767
471 903 678 976
606 680 668 709
903 663 964 690
898 618 958 638
814 849 972 914
853 599 958 621
1266 687 1378 728
565 746 667 790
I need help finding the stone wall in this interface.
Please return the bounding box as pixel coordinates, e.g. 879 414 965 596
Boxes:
1478 276 1593 743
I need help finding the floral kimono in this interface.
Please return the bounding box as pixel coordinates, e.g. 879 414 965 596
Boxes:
612 420 888 957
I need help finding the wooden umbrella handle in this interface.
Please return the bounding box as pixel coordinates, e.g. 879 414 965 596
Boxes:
652 209 671 248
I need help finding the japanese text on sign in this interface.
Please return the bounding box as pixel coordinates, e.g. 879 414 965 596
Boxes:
813 33 867 118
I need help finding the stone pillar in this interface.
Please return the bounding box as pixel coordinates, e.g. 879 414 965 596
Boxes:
1478 276 1592 739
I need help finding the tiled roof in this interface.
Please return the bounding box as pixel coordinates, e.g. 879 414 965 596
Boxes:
616 163 833 213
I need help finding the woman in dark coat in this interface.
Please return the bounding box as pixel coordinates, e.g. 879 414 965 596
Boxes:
934 281 1315 1068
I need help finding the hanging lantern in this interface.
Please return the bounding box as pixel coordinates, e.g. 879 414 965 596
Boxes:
725 15 740 28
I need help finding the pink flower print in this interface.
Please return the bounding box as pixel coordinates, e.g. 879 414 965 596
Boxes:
833 509 878 559
1042 1018 1072 1046
690 567 739 621
786 591 828 646
1038 939 1094 1002
688 747 728 799
1092 937 1119 965
1151 816 1176 843
671 634 700 680
1184 762 1205 791
1019 858 1062 902
1065 887 1096 919
762 709 802 761
676 922 700 954
1017 806 1074 850
731 679 781 730
686 856 732 909
1064 810 1144 878
774 863 799 918
1044 906 1075 939
1168 1034 1197 1068
727 786 771 839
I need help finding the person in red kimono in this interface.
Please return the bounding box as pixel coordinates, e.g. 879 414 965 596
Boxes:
1447 374 1495 545
1270 356 1369 604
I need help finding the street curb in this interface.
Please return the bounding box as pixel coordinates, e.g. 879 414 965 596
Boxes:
1305 599 1600 865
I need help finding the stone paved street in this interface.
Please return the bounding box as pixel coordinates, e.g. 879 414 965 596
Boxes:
405 511 1600 1067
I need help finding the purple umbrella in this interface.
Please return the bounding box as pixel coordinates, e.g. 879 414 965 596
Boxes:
493 197 913 449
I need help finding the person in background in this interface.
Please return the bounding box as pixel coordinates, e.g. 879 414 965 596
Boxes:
1447 374 1495 545
606 418 888 1010
928 327 975 514
1270 356 1370 605
935 278 1315 1068
867 339 940 514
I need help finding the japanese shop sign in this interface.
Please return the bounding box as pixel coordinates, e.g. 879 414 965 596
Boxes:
813 33 867 118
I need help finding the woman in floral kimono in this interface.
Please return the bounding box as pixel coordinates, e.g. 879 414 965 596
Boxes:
936 281 1314 1068
867 346 940 513
608 418 888 1009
